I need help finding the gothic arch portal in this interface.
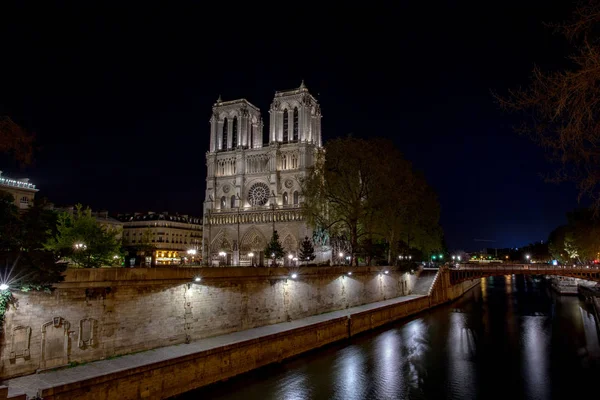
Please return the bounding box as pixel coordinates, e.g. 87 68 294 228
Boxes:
240 227 267 252
282 233 298 253
210 229 233 253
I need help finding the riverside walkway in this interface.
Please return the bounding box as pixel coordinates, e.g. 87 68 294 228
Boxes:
3 294 425 399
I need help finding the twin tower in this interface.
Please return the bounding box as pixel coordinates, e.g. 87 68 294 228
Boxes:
207 80 322 152
202 82 326 266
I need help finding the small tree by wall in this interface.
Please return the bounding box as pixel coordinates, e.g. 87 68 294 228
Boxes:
298 236 316 265
265 230 285 267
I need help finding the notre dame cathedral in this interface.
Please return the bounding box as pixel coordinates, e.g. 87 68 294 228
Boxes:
202 81 329 266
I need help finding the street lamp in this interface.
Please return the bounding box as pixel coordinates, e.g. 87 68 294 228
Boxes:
248 252 254 267
187 249 197 265
288 254 293 267
525 254 531 263
339 252 344 265
74 243 87 250
219 251 226 266
0 283 8 291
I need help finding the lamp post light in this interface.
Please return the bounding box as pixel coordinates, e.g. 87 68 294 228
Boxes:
526 254 531 263
339 252 344 266
74 243 87 250
248 252 255 267
288 253 293 267
218 251 226 266
187 249 197 265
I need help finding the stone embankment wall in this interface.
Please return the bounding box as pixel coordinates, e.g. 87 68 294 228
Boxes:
1 266 417 379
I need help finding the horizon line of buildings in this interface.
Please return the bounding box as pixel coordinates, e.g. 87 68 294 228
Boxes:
0 170 203 266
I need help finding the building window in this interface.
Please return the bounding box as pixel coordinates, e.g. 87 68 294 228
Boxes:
283 192 288 206
293 107 299 141
222 118 228 150
293 191 299 205
282 109 289 142
232 117 238 149
250 124 254 148
20 196 29 204
220 196 226 209
231 195 236 208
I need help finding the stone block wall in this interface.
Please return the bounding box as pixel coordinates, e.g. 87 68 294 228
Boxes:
1 266 417 379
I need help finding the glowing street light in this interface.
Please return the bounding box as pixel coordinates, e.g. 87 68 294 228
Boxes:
74 243 87 250
194 277 201 282
0 283 8 291
291 273 298 279
248 252 255 267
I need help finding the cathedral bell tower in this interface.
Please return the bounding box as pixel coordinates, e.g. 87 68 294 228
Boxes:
269 81 322 146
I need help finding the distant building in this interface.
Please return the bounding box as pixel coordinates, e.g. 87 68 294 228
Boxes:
0 170 38 210
50 206 124 240
118 212 202 266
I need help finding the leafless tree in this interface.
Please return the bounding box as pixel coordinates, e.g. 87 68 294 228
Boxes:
495 0 600 211
0 116 34 165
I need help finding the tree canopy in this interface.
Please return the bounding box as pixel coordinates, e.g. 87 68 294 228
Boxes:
0 191 66 291
264 230 285 265
548 208 600 264
496 0 600 211
45 204 123 268
302 137 443 265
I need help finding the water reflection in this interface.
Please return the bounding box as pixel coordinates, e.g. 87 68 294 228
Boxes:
522 317 550 400
447 312 476 399
331 346 367 400
373 330 404 399
180 276 600 400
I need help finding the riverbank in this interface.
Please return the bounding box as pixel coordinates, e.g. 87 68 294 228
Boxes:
2 278 478 400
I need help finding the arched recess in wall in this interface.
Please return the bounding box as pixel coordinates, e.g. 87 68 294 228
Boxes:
232 116 238 148
282 233 298 253
293 107 299 141
282 192 288 206
211 230 233 253
222 117 228 150
240 227 267 252
283 109 289 142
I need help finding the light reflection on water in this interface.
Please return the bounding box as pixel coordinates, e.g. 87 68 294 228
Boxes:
179 276 600 400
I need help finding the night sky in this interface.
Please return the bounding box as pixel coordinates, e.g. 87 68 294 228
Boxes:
0 1 585 251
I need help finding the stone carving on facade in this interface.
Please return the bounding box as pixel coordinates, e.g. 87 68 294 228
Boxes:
9 325 31 360
78 318 97 349
222 185 230 194
284 179 294 189
41 316 71 369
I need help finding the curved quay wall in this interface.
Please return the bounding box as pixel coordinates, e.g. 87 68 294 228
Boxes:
1 266 417 380
0 267 478 399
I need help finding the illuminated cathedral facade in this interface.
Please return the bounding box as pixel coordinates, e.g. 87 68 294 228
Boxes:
202 81 328 266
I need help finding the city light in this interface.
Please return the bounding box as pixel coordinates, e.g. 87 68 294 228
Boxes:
291 273 298 279
0 283 8 291
194 277 201 282
347 272 352 276
384 270 389 274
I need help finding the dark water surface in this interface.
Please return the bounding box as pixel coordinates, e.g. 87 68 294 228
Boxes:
178 276 600 400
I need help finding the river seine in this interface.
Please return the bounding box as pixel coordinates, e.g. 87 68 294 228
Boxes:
179 275 600 400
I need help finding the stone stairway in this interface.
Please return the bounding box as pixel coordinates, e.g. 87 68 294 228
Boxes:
412 269 439 296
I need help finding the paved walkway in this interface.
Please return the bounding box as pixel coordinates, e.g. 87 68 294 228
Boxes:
3 294 424 398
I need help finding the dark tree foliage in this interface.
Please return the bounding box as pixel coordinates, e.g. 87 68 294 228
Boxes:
496 0 600 211
302 137 443 266
0 191 66 291
264 230 285 266
298 236 316 263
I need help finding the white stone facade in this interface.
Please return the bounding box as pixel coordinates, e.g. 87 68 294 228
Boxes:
202 82 326 266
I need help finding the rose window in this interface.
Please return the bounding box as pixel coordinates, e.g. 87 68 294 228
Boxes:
248 182 270 206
